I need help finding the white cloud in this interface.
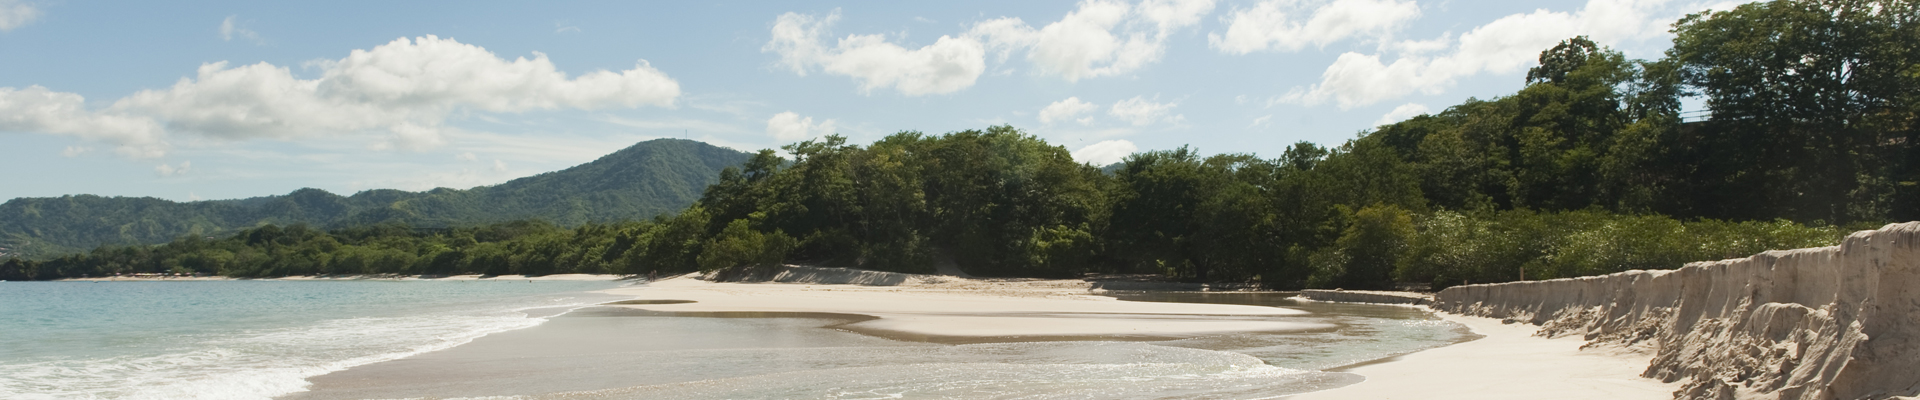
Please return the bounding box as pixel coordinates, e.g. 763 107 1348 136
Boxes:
456 152 478 162
1250 114 1273 128
971 0 1217 82
1108 96 1181 126
1039 97 1098 125
155 160 191 176
97 35 677 148
189 192 203 201
0 0 39 32
1072 139 1138 165
1282 0 1683 108
1374 103 1430 125
0 86 168 158
768 0 1216 93
219 15 262 43
766 11 987 96
766 111 837 142
555 21 582 34
3 36 681 159
1210 0 1421 54
492 159 508 172
61 146 91 157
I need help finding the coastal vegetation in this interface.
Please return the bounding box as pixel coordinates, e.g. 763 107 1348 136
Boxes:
0 139 751 257
4 0 1913 289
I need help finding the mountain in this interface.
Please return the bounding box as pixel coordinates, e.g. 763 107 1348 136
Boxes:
0 139 753 258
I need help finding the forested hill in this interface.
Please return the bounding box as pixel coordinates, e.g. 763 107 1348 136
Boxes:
0 139 752 257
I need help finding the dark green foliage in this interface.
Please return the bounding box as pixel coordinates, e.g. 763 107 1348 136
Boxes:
696 127 1108 276
1660 0 1920 223
1397 210 1844 290
0 218 719 279
1308 204 1416 290
0 139 751 258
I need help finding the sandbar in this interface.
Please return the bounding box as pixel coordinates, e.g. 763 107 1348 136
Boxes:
603 277 1328 342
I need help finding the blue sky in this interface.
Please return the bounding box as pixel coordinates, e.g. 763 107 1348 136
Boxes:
0 0 1744 202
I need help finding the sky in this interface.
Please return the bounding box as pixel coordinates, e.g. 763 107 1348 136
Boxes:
0 0 1748 202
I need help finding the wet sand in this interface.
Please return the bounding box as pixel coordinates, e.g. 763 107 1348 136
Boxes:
1286 312 1681 399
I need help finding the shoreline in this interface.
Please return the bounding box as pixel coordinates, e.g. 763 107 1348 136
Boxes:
285 268 1679 398
1286 309 1680 399
47 273 636 282
618 275 1683 398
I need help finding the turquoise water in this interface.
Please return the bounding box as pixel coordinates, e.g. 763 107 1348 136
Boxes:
0 280 629 400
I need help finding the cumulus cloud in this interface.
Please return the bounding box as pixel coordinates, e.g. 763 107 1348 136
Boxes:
456 152 478 162
3 36 681 158
0 0 39 32
970 0 1216 81
1108 96 1181 126
766 111 837 142
1072 139 1138 165
766 11 987 96
1374 103 1430 125
220 15 262 43
492 159 508 172
0 86 168 157
1281 0 1682 108
1039 97 1099 125
155 160 191 176
61 146 91 157
767 0 1215 93
1209 0 1421 54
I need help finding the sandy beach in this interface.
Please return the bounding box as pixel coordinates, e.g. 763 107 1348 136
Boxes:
603 276 1326 342
1287 311 1680 399
287 269 1682 399
617 276 1680 398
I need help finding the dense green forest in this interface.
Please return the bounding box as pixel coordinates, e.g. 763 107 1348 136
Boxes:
0 139 750 257
4 0 1914 289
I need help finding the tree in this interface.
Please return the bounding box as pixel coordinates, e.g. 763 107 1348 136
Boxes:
1309 204 1415 290
1667 0 1920 223
697 219 797 271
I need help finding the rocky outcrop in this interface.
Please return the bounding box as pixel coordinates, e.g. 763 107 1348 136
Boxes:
1301 289 1432 305
1433 222 1920 400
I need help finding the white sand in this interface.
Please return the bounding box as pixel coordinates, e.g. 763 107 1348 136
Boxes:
610 271 1681 398
603 277 1326 339
1287 312 1680 399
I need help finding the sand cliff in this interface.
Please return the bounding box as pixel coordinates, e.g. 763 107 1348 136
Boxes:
1434 222 1920 400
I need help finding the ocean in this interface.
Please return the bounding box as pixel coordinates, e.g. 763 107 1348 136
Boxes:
2 282 1468 399
0 280 630 400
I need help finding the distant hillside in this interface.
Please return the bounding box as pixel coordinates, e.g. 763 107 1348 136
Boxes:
0 139 752 258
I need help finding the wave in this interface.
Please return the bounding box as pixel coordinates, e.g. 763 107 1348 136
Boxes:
0 297 611 400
